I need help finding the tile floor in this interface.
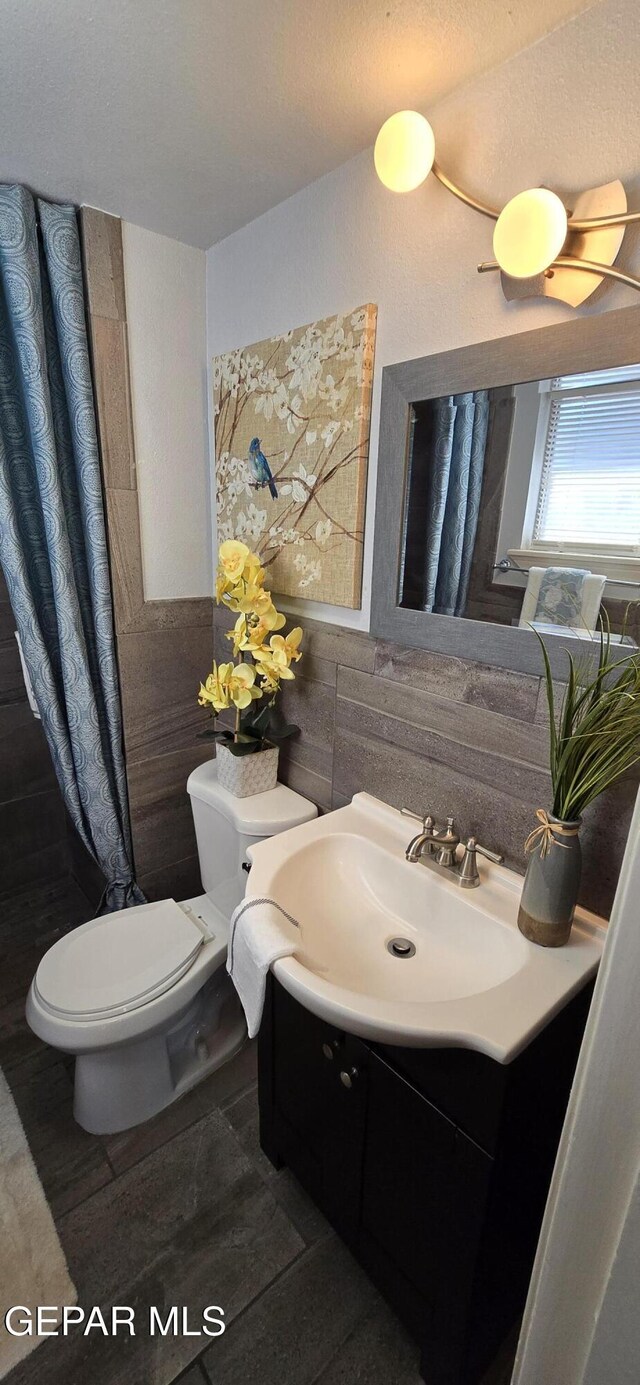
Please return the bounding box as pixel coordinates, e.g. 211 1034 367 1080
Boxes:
1 879 517 1385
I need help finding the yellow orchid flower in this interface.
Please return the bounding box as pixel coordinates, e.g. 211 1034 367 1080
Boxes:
257 665 281 695
227 661 261 709
215 570 233 603
246 607 286 653
205 543 303 745
235 582 267 613
251 587 276 615
269 627 303 667
198 663 231 713
218 540 250 583
243 551 265 585
226 614 253 656
257 654 295 683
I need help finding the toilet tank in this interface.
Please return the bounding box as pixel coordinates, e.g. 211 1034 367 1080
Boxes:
186 759 317 923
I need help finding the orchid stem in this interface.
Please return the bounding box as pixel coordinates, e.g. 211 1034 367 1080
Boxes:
234 706 241 742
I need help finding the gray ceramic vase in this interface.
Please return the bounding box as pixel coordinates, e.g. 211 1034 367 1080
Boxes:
517 814 582 947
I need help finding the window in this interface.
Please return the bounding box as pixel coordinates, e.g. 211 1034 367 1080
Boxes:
532 367 640 555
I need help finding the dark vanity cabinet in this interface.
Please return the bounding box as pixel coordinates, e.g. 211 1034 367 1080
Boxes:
258 975 592 1385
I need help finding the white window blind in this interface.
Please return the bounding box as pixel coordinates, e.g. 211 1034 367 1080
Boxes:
533 370 640 550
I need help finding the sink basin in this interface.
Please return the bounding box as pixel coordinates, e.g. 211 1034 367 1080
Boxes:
247 793 606 1062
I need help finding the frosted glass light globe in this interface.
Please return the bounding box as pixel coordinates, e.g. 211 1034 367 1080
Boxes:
374 111 436 193
493 188 568 279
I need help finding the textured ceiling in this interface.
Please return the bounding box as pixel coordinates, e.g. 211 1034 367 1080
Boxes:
0 0 598 248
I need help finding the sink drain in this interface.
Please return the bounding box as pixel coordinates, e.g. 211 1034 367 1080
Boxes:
387 937 416 959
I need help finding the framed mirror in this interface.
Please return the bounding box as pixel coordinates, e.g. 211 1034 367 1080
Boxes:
371 303 640 678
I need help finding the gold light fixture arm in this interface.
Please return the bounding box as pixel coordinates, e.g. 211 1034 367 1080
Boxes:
569 209 640 230
431 174 640 232
431 162 500 221
477 256 640 292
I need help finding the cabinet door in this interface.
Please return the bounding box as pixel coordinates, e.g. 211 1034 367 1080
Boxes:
271 982 368 1242
360 1052 492 1320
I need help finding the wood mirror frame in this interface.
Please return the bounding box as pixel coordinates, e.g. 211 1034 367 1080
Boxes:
371 303 640 678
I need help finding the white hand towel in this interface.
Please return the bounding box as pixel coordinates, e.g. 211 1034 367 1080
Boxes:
227 896 301 1037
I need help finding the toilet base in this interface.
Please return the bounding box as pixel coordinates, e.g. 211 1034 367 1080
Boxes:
73 967 246 1135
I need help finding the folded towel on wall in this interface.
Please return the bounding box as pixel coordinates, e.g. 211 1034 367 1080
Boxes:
227 896 302 1036
518 566 607 632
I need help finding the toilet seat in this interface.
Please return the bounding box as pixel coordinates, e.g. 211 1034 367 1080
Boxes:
34 899 206 1021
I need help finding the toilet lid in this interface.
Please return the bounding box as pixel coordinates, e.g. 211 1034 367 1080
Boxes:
34 899 205 1021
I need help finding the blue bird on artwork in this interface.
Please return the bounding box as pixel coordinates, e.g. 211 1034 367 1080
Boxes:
248 437 278 500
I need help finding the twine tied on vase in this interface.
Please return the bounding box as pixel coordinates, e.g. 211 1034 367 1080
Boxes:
524 808 581 859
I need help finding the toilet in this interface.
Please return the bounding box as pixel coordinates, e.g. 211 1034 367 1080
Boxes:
26 760 317 1135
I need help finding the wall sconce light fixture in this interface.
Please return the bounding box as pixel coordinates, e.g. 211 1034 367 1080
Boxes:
374 111 640 306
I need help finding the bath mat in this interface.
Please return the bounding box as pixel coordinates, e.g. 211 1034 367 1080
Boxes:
0 1066 76 1378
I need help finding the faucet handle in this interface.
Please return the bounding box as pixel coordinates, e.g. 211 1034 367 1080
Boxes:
458 836 504 888
401 807 436 832
433 816 460 867
475 841 504 864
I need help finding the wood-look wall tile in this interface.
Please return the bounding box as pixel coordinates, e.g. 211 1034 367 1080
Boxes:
129 596 213 634
577 776 637 918
80 208 126 322
0 566 16 643
335 695 550 811
66 815 106 910
332 724 538 871
277 674 335 779
298 651 337 687
212 603 235 630
138 852 203 904
295 614 376 673
534 677 566 726
0 633 24 706
127 745 208 879
277 756 332 812
90 317 136 489
0 790 67 895
118 626 212 762
373 639 540 722
104 487 145 631
0 701 58 802
337 667 548 770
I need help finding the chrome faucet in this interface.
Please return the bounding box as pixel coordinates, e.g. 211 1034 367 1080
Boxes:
402 809 438 863
402 809 503 888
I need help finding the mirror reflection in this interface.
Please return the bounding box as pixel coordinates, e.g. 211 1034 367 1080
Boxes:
400 363 640 645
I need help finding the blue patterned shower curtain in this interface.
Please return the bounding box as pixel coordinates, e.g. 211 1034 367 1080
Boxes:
0 186 143 912
423 390 490 616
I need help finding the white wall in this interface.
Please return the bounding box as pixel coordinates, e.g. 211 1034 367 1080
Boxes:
514 792 640 1385
206 0 640 630
123 221 211 599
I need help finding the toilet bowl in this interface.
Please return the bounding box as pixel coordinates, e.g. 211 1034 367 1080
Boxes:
26 761 317 1134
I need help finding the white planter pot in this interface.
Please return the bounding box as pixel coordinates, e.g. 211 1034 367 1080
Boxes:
215 742 279 798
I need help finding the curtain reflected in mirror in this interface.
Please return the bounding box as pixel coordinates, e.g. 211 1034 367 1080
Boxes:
400 365 640 648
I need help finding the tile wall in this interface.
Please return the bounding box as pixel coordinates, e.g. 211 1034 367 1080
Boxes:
0 568 68 895
215 606 637 919
81 209 213 902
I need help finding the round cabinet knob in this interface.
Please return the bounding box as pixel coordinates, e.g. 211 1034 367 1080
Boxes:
322 1042 335 1061
340 1067 358 1089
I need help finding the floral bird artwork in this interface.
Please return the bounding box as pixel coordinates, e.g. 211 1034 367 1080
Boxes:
248 437 278 500
213 304 377 607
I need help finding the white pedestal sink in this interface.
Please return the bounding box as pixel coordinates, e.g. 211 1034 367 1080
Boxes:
246 792 606 1062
